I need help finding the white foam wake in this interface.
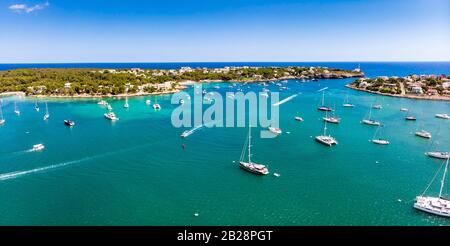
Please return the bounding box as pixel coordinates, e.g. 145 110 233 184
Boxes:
0 155 98 181
272 94 297 107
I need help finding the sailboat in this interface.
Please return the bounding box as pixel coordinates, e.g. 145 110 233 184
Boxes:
426 151 450 160
405 111 417 121
0 100 5 125
14 101 20 116
362 105 381 126
123 97 129 108
415 129 432 139
153 97 161 110
414 155 450 218
370 125 390 145
43 102 50 120
315 116 338 146
34 100 40 112
342 94 355 107
239 126 269 175
435 113 450 120
317 91 332 111
323 105 340 124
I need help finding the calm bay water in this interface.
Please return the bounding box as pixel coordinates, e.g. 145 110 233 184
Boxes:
0 62 449 225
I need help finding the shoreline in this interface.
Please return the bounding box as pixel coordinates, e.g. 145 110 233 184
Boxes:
1 89 182 99
0 75 362 99
346 84 450 101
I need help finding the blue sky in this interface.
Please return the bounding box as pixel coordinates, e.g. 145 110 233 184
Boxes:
0 0 449 63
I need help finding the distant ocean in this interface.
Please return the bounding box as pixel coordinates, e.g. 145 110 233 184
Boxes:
1 62 450 78
1 62 449 225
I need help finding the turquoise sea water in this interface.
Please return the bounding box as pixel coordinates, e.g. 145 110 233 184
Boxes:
1 62 450 225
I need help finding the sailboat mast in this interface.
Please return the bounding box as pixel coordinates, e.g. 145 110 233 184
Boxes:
45 102 48 114
322 91 325 106
439 155 449 198
368 106 372 120
323 112 328 136
248 125 252 163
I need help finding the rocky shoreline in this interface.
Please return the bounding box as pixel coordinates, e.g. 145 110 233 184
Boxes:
346 84 450 101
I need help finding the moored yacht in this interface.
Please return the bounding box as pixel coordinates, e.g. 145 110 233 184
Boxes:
34 100 40 112
342 94 354 107
104 112 119 121
239 126 269 175
372 104 382 109
426 152 450 160
405 115 417 121
153 103 161 110
415 130 432 139
400 108 408 112
14 101 20 116
414 155 450 218
123 97 129 108
317 90 332 111
371 139 390 145
98 100 108 106
323 110 340 124
43 102 49 120
362 106 381 126
315 119 337 147
294 116 303 122
146 99 151 105
435 113 450 119
362 119 381 126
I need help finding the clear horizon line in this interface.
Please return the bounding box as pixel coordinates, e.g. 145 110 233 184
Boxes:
1 60 450 65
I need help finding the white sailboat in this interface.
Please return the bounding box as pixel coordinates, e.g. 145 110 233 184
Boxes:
415 130 432 139
153 97 161 110
435 113 450 120
323 105 340 124
14 101 20 116
362 105 381 126
0 100 5 125
239 126 269 175
34 100 40 112
405 111 416 121
426 151 450 160
317 90 332 111
370 125 390 145
124 97 129 108
43 102 50 120
414 155 450 218
342 94 355 107
315 116 338 147
372 103 382 109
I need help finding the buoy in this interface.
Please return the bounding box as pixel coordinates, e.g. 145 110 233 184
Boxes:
194 213 199 217
397 199 402 202
274 173 281 177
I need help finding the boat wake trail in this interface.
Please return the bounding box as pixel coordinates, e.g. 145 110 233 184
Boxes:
0 156 93 181
317 87 328 92
272 94 298 107
0 141 168 181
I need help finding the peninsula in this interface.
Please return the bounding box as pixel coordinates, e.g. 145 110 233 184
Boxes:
0 66 363 98
348 74 450 101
